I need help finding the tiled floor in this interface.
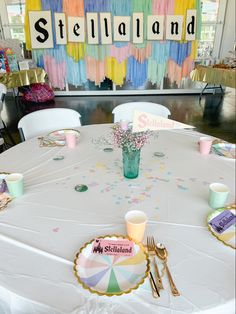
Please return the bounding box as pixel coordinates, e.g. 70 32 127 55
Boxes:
1 88 236 146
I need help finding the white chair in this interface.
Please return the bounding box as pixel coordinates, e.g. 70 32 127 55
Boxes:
112 102 171 123
0 137 4 153
0 83 16 147
18 108 82 141
0 83 7 130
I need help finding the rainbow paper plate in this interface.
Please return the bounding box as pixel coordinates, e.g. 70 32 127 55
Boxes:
47 129 80 146
73 235 149 296
207 205 236 249
212 142 235 159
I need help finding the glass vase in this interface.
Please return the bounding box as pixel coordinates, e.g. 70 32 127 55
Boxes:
122 147 141 179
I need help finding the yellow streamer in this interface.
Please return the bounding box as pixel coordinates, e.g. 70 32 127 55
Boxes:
105 57 127 86
25 0 42 50
190 40 197 60
66 43 86 61
174 0 195 41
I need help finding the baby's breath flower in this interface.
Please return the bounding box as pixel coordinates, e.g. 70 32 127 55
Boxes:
112 123 153 151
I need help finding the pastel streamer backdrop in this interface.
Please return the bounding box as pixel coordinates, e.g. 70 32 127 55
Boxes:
25 0 201 90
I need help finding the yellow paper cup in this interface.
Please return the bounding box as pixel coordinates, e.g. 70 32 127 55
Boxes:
125 210 147 243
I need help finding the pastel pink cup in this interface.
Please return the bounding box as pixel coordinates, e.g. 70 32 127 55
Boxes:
65 131 77 148
199 137 213 155
120 120 129 131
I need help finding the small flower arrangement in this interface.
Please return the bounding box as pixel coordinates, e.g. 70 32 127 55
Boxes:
112 123 152 151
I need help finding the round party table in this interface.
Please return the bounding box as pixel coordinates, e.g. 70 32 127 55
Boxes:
0 124 235 314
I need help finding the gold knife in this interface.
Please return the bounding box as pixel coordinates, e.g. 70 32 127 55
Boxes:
149 271 160 298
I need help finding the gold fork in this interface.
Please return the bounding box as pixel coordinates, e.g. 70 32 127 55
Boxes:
147 236 164 290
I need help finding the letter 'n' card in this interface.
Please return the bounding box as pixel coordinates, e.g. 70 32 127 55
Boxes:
92 239 134 256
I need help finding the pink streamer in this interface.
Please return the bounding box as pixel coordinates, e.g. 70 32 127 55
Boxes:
152 0 174 15
167 59 182 87
110 44 131 63
182 56 194 78
85 56 106 86
167 56 194 87
43 55 66 90
130 43 152 63
110 43 152 63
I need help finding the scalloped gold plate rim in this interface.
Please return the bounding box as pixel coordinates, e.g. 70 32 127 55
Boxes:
73 234 150 297
0 172 12 212
47 129 80 144
207 205 236 250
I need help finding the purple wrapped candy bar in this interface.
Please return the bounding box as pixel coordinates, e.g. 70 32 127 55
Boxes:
209 210 236 234
0 179 7 193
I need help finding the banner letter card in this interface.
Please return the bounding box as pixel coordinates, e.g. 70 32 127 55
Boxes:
29 11 54 49
147 15 164 40
166 15 184 40
186 10 197 40
100 13 112 44
87 13 99 44
133 13 143 44
68 17 85 42
113 16 131 42
54 13 67 45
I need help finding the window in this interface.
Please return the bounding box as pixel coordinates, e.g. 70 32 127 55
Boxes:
6 0 25 42
198 0 222 58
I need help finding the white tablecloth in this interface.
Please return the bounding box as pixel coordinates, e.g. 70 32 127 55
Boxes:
0 124 235 314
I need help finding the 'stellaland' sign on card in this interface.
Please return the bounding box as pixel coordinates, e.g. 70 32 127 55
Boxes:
28 10 197 49
132 110 195 132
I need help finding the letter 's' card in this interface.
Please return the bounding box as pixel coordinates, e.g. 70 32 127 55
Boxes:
209 210 236 234
92 239 134 256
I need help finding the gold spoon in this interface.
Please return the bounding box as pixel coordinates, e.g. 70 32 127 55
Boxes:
155 242 180 296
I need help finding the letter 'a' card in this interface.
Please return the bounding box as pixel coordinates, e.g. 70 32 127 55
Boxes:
92 239 134 256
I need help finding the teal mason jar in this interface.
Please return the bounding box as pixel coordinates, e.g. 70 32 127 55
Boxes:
122 147 141 179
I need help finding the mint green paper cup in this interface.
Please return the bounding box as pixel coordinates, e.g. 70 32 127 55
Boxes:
6 173 24 198
209 183 229 209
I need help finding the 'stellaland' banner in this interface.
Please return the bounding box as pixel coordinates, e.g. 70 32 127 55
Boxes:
29 10 197 49
132 111 195 133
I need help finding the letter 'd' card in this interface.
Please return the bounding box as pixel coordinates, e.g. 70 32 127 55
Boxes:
92 239 134 256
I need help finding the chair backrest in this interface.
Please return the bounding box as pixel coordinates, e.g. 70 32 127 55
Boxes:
18 108 82 141
0 83 7 103
112 102 171 123
0 83 7 129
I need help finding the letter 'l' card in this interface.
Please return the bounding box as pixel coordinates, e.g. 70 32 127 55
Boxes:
92 239 134 256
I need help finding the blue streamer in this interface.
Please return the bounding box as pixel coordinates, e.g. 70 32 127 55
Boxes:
169 41 192 66
66 57 87 86
41 0 63 47
41 0 63 12
126 57 148 88
84 0 111 12
151 41 171 63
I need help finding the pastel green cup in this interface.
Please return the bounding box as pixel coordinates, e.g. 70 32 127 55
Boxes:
5 173 24 198
209 183 229 209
